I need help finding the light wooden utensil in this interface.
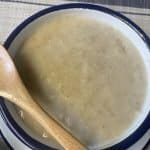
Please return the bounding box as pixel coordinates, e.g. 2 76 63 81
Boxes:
0 45 87 150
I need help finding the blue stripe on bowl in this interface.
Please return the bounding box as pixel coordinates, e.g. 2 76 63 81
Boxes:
0 3 150 150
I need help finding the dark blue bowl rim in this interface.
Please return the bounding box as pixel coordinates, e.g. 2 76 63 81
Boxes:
0 3 150 150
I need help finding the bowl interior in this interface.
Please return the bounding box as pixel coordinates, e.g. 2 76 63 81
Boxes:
3 8 150 149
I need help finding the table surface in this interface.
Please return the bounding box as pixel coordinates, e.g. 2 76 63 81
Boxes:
0 0 150 150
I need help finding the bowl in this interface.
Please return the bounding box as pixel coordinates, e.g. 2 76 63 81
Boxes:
0 3 150 150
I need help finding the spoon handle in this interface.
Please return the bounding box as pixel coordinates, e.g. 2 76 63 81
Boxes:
4 79 87 150
19 94 87 150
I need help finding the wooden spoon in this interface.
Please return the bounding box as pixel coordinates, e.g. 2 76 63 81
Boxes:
0 45 87 150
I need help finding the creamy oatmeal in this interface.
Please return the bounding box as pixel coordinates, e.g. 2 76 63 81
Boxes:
14 12 147 149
